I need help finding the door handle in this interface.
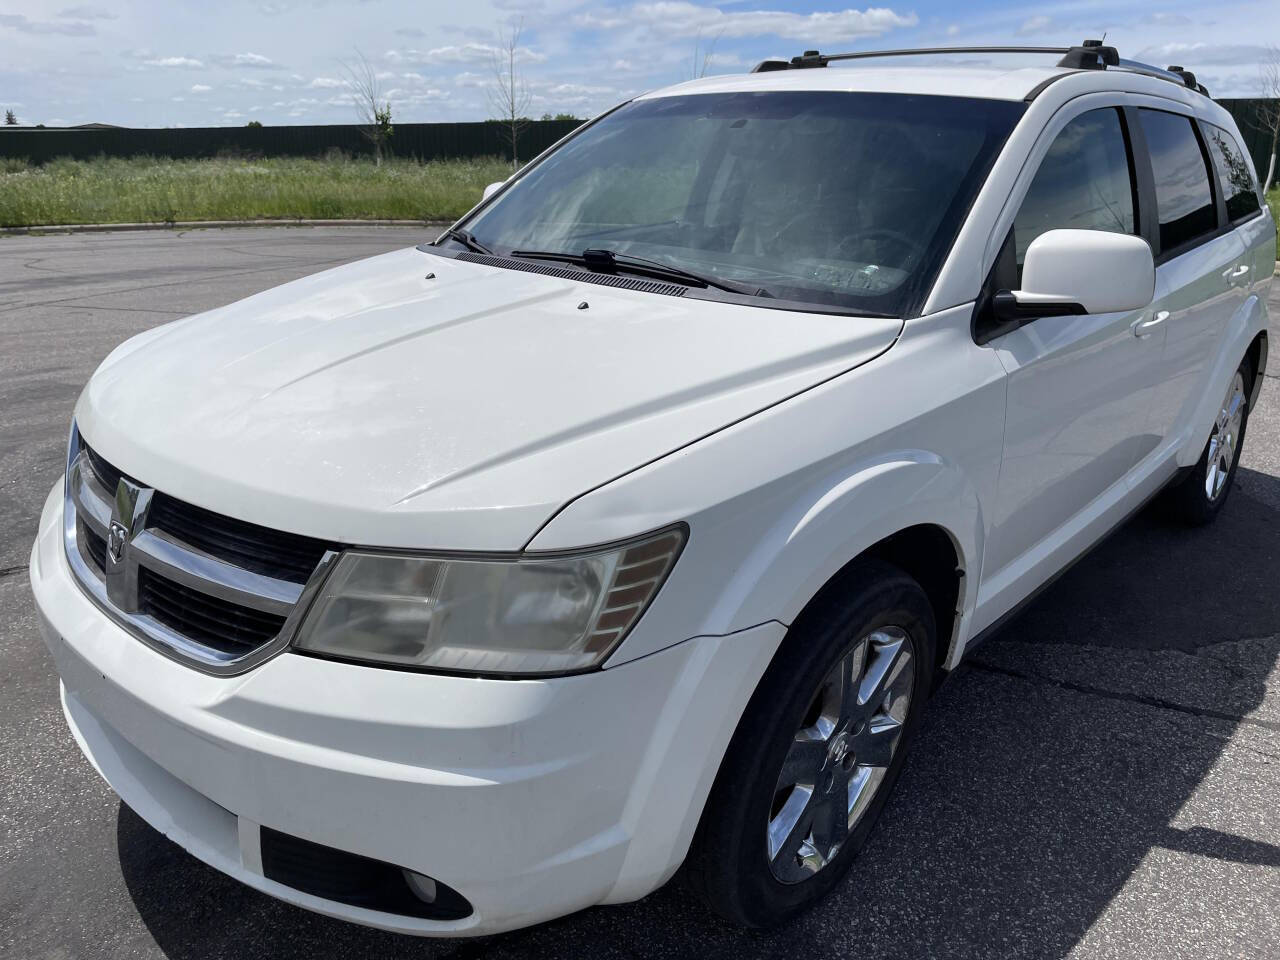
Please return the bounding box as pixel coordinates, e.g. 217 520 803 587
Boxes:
1223 264 1250 280
1132 311 1169 338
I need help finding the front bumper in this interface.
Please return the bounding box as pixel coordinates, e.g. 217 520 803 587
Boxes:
30 482 784 936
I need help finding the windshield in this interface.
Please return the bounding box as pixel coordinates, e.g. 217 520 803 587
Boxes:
458 91 1024 316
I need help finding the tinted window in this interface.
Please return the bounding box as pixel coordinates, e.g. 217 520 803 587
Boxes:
462 92 1024 317
1138 109 1217 252
1204 123 1262 222
1013 108 1136 271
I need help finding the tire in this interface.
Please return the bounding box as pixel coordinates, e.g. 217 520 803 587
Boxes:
1163 356 1253 526
685 558 936 928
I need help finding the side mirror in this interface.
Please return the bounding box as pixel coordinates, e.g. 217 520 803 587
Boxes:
482 181 505 201
994 229 1154 322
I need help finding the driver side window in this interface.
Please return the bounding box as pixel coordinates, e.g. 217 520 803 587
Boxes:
1012 108 1138 278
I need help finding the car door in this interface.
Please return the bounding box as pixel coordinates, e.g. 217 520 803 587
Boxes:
1133 107 1248 446
977 105 1168 588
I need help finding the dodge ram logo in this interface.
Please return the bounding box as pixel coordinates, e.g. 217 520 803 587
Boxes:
107 520 128 564
103 478 152 613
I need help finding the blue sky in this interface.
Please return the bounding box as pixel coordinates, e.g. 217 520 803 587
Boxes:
2 0 1278 127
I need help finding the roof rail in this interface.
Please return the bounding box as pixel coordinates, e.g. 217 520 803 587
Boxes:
752 46 1071 72
750 40 1210 96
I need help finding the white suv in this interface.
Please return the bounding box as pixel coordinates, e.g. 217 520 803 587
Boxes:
30 43 1274 935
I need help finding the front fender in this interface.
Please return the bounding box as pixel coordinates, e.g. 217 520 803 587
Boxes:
700 451 982 669
530 304 1007 669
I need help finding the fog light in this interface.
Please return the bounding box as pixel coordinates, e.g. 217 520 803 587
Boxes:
404 869 438 903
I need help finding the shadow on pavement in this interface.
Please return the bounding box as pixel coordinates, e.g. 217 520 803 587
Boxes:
118 468 1280 960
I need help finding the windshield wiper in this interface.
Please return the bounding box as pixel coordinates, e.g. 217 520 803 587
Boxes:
440 227 492 255
509 247 770 299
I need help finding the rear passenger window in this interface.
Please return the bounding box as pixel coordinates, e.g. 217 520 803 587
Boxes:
1137 109 1218 252
1204 123 1262 223
1013 108 1136 272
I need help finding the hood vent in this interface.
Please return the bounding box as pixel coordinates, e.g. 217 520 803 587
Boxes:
453 252 687 297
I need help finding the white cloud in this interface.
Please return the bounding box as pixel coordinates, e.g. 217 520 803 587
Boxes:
946 24 959 37
544 82 615 97
384 87 451 104
144 56 205 68
0 12 95 35
573 3 918 43
1132 42 1271 66
210 52 278 69
308 76 345 88
386 42 547 66
57 5 116 19
1142 13 1193 27
191 84 213 93
1014 15 1053 37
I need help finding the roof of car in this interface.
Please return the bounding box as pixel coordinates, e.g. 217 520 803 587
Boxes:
639 65 1069 103
638 53 1228 113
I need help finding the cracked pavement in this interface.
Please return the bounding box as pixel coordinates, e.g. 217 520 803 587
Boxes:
2 228 1279 960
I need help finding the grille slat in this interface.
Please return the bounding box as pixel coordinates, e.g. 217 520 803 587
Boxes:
148 494 332 584
85 445 126 493
82 523 107 575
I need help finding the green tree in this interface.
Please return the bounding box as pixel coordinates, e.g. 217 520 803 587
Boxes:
4 110 16 125
245 120 263 128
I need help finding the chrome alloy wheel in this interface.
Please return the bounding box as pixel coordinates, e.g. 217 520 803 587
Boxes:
1205 371 1247 502
766 626 916 883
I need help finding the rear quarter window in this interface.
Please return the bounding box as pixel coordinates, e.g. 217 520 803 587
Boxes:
1202 122 1262 223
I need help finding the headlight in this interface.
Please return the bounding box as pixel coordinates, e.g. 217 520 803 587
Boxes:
293 526 685 676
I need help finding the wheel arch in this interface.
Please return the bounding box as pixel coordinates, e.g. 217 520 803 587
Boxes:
717 452 983 675
1246 329 1268 412
787 522 964 685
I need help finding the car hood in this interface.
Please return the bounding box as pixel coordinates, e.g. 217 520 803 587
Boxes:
77 247 901 550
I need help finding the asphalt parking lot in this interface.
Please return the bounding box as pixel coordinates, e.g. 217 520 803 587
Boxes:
2 226 1279 960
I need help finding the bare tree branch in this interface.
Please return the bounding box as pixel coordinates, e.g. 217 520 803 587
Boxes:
341 49 393 166
488 19 531 170
690 29 724 80
1259 45 1280 194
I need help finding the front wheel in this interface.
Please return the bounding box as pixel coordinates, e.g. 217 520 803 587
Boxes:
685 559 935 928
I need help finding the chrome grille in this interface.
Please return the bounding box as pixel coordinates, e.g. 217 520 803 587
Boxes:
138 568 287 654
63 426 339 675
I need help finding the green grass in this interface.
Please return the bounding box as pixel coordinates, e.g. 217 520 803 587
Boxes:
1268 187 1279 238
0 154 513 227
